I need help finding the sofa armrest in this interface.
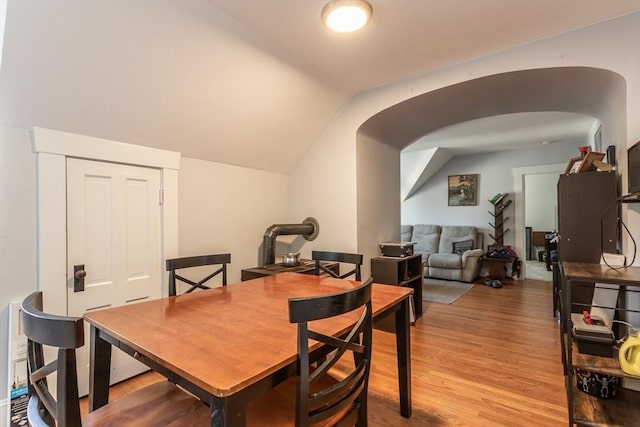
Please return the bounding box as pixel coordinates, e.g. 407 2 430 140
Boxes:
462 248 484 264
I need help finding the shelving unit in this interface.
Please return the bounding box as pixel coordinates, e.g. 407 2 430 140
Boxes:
371 254 422 319
560 262 640 426
488 193 512 247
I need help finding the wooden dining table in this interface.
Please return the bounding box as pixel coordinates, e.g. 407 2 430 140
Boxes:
84 272 413 426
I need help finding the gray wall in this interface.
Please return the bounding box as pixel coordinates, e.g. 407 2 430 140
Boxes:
401 141 581 250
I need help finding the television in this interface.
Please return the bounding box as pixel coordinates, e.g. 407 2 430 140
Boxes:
628 141 640 194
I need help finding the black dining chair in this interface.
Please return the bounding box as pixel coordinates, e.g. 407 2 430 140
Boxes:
21 291 210 427
165 253 231 296
246 277 373 426
312 250 363 280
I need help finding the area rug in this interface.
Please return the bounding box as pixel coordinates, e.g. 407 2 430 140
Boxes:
422 278 474 304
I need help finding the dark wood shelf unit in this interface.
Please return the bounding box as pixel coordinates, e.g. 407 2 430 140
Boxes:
560 262 640 426
571 384 640 426
488 194 511 247
371 254 422 320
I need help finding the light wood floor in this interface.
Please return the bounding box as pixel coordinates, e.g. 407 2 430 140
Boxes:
83 278 567 426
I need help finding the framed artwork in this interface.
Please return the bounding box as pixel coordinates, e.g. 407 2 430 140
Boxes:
448 174 477 206
594 126 602 153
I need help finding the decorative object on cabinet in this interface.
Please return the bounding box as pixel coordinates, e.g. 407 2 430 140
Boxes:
488 192 512 246
564 157 582 174
578 151 612 172
560 262 640 425
448 174 477 206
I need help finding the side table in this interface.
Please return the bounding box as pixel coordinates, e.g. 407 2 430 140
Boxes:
241 260 338 281
370 254 422 320
481 257 512 281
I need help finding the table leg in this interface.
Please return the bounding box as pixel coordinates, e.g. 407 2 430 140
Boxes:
89 325 112 411
209 395 246 427
395 297 412 418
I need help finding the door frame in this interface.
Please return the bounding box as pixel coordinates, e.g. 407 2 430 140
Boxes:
32 127 180 315
512 163 565 279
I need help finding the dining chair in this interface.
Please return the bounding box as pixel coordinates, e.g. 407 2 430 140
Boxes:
166 253 231 296
246 277 373 426
312 250 363 280
21 291 210 427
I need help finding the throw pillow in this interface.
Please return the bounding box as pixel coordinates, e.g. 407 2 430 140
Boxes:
452 239 474 255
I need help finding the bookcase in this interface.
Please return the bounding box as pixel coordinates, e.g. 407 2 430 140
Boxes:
371 254 422 319
560 262 640 425
488 193 512 247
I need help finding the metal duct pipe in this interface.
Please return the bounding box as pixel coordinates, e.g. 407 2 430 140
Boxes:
261 217 319 266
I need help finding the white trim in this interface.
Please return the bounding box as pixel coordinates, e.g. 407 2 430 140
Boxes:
1 397 7 427
512 163 565 279
32 128 179 313
32 127 180 170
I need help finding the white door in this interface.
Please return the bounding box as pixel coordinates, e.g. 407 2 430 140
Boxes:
67 158 163 396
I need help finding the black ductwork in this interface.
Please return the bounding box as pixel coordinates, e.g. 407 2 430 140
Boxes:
261 217 319 266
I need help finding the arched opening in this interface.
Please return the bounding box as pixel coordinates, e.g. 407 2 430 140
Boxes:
356 66 627 281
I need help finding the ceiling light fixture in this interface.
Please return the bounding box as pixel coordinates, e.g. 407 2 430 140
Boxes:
321 0 373 33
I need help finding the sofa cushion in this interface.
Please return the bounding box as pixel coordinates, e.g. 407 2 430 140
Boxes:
438 226 477 254
428 253 462 269
412 225 441 262
400 225 413 242
452 239 474 254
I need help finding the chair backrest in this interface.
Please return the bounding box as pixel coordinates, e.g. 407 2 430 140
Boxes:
21 291 84 427
312 251 363 280
165 253 231 296
288 277 373 427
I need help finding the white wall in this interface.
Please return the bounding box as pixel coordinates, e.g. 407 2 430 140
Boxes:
356 134 401 277
525 173 559 231
291 12 640 267
0 132 292 417
289 119 359 258
0 125 37 416
401 142 580 250
177 157 291 281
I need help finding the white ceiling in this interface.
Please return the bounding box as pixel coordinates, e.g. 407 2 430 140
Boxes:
209 0 640 92
1 1 639 173
404 112 596 155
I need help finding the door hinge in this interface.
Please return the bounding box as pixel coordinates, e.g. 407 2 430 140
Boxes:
159 189 164 206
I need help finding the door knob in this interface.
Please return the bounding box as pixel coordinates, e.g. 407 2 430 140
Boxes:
74 264 86 292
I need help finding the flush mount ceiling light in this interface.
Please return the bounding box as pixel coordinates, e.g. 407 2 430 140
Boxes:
321 0 373 33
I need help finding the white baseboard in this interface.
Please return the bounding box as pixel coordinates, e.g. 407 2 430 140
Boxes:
1 398 8 427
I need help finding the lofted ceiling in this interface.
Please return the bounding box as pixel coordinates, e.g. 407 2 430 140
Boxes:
1 1 639 173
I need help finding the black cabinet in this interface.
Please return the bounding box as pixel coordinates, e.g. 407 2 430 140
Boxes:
557 171 618 310
557 171 618 262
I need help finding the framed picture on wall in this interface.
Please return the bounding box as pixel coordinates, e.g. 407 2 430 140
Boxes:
448 174 478 206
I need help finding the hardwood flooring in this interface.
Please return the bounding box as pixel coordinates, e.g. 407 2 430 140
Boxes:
82 278 567 426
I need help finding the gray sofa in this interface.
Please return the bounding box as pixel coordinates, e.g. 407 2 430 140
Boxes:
402 224 484 282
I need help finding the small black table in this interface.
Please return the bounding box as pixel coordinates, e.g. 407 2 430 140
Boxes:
240 259 338 281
